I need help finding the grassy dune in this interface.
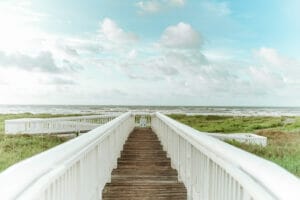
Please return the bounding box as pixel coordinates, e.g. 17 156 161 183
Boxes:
0 113 78 172
169 114 300 177
0 134 69 172
1 113 299 177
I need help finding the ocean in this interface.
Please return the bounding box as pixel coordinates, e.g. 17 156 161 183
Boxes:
0 105 300 116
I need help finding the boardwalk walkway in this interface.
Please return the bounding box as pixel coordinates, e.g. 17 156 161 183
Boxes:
102 128 187 199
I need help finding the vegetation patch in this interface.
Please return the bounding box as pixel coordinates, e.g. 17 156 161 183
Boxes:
0 134 69 172
0 113 79 172
169 114 300 177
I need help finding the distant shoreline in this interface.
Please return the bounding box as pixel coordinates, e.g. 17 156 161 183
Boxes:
1 104 300 108
0 105 300 116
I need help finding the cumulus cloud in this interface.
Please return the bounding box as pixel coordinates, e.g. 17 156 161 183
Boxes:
99 18 139 44
136 0 185 14
115 21 299 105
128 49 138 59
127 73 163 81
136 1 162 14
0 0 299 106
0 50 83 74
42 77 77 85
130 56 180 78
119 49 209 82
160 22 202 49
248 67 284 88
200 1 231 16
136 0 231 17
60 45 79 57
0 51 61 73
58 38 101 54
251 47 300 90
61 59 83 72
169 0 185 7
255 47 289 66
118 23 207 82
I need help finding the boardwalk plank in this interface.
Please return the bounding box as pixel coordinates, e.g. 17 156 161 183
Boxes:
102 128 187 200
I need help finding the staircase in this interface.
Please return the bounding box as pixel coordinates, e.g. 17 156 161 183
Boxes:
102 128 187 199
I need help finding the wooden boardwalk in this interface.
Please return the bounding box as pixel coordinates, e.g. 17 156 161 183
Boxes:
102 128 187 199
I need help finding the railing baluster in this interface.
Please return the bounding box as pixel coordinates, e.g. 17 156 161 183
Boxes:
4 114 120 135
0 112 134 200
152 112 300 200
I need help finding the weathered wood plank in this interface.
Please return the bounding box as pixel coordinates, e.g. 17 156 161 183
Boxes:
102 128 187 200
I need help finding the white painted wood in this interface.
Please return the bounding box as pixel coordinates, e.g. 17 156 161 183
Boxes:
5 114 119 135
152 112 300 200
133 112 151 127
0 112 135 200
0 112 299 200
209 133 267 146
139 116 147 127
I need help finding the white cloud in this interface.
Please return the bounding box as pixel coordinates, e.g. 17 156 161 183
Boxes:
255 47 288 66
128 49 138 59
0 47 85 74
0 51 61 73
160 22 202 49
53 37 102 56
60 45 79 57
200 1 231 16
169 0 185 7
0 0 299 106
251 47 300 90
41 77 77 85
117 27 300 105
248 67 284 88
136 1 162 14
99 18 139 44
0 2 89 96
0 4 146 104
136 0 185 14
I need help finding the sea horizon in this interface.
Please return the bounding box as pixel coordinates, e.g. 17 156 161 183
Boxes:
1 104 300 116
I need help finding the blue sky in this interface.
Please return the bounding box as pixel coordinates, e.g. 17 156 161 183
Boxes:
0 0 299 106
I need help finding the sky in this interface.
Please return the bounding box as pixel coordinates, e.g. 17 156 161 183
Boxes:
0 0 299 106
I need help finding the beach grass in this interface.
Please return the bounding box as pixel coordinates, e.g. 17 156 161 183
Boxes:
1 113 300 177
168 114 300 133
228 130 300 177
0 134 69 172
169 114 300 177
0 113 79 172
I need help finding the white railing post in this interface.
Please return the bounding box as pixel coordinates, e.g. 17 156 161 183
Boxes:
0 112 135 200
152 112 300 200
5 114 121 135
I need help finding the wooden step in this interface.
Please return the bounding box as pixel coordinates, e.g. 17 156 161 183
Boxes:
112 169 178 176
121 150 166 154
102 128 187 200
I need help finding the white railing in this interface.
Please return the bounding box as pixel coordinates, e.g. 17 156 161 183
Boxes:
0 112 135 200
5 114 118 134
152 112 300 200
133 112 152 127
209 133 267 146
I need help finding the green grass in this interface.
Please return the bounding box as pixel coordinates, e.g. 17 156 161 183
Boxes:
227 130 300 177
0 134 69 172
134 115 151 127
169 114 300 177
0 113 80 172
1 113 300 177
168 114 296 133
